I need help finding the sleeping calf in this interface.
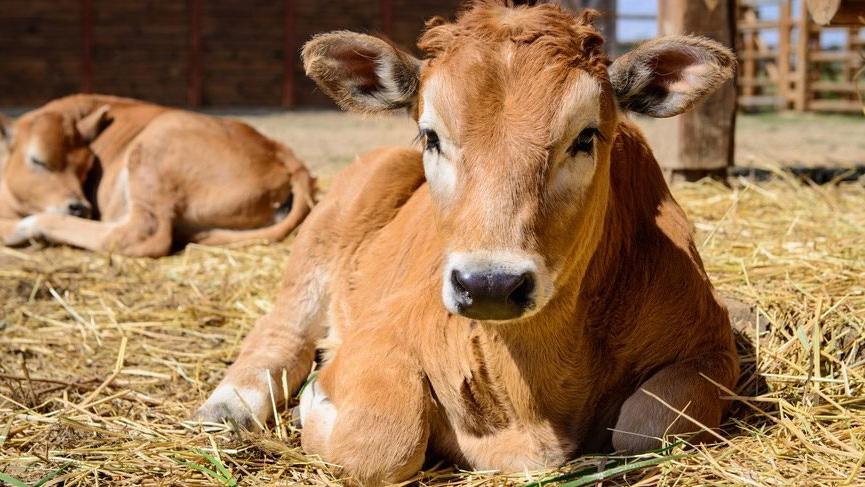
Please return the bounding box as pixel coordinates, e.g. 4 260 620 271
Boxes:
0 95 314 257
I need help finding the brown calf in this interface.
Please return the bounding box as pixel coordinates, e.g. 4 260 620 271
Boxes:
197 2 739 484
0 94 314 257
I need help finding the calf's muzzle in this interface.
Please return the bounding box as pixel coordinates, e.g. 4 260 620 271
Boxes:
450 269 535 321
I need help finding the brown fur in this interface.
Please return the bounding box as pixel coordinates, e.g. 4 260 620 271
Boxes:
199 3 738 484
0 94 315 256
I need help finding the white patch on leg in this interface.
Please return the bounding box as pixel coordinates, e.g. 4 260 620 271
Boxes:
298 379 337 437
6 215 40 246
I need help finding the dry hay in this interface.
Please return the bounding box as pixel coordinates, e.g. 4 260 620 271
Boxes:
1 174 864 486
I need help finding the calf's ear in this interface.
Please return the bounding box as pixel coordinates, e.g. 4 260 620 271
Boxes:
303 31 421 113
609 36 735 118
76 105 112 143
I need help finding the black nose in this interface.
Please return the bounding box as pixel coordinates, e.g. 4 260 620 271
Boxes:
451 269 535 320
67 201 91 218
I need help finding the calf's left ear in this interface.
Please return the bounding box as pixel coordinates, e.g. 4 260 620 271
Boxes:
76 105 112 143
609 36 735 118
303 31 421 113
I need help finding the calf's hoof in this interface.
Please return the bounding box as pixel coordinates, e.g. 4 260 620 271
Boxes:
193 384 269 430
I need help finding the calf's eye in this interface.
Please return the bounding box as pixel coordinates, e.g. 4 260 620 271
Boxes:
30 156 49 169
567 127 598 157
422 129 441 154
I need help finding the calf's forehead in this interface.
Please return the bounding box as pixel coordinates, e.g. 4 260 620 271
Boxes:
419 44 608 146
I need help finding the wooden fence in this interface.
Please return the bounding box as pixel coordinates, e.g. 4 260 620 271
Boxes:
0 0 462 108
737 0 864 113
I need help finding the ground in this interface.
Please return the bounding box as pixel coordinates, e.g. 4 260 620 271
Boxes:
1 111 864 486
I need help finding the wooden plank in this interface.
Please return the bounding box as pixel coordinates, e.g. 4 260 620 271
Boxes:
811 50 862 62
739 50 778 61
738 95 787 107
80 0 93 93
794 0 812 111
738 19 779 30
282 0 295 107
808 98 865 111
187 0 202 107
777 0 792 106
380 0 393 37
811 80 859 91
741 9 758 98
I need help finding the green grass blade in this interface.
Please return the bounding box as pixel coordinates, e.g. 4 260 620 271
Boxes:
0 471 29 487
196 449 237 487
295 371 319 400
175 460 228 485
32 464 71 487
558 455 686 487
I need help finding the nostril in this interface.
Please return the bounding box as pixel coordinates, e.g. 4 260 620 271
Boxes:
508 272 535 306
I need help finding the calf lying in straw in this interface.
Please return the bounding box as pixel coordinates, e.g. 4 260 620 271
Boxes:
198 2 739 484
0 94 314 257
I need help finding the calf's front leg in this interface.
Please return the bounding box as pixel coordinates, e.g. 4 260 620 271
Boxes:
196 261 330 429
301 334 430 486
612 355 738 452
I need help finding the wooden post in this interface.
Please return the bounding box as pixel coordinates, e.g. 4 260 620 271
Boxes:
794 0 812 111
380 0 393 38
777 0 792 107
654 0 737 181
741 8 758 99
187 0 202 107
282 0 296 108
79 0 93 94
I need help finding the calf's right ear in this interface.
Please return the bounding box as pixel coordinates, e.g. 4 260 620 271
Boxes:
302 31 421 113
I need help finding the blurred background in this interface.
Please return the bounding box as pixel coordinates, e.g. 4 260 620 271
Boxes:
0 0 863 179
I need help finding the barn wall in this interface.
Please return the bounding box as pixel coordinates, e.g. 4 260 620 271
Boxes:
0 0 463 108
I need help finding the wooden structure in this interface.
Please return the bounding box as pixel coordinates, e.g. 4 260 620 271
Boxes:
654 0 737 180
0 0 461 108
737 0 864 113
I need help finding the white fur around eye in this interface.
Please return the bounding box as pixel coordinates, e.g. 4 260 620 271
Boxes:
422 149 456 200
550 150 596 194
419 79 457 200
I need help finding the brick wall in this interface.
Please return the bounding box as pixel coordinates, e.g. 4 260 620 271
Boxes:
0 0 463 108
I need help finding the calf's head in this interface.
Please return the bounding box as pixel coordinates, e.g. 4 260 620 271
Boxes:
0 105 110 218
303 2 734 322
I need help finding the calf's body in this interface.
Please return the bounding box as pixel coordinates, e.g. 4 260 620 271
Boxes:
199 3 739 484
1 95 314 256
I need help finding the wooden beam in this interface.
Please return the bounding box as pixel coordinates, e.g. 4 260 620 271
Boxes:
380 0 393 38
79 0 93 93
282 0 296 107
806 0 865 26
653 0 736 179
794 0 812 111
777 0 792 106
187 0 202 107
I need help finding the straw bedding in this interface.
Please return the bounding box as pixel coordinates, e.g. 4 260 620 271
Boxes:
1 170 864 485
